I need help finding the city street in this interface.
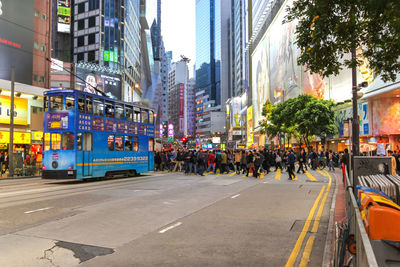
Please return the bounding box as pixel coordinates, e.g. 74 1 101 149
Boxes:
0 169 336 266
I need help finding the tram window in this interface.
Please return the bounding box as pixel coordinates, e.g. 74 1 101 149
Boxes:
51 133 61 150
86 96 93 114
108 135 114 151
149 138 154 152
125 106 133 121
93 98 104 116
44 96 48 112
105 101 115 118
134 107 141 122
124 136 133 151
133 136 139 152
44 133 50 151
78 95 85 113
142 110 149 124
62 132 75 150
77 133 82 150
115 104 124 120
50 95 63 111
149 111 154 124
115 135 123 151
66 95 75 110
83 133 92 151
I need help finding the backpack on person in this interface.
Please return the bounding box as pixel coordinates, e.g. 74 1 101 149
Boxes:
275 155 282 163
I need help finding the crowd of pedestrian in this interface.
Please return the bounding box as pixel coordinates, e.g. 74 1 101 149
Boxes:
154 147 347 180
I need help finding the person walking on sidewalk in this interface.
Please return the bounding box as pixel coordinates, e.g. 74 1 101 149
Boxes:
328 150 335 172
240 151 247 174
206 150 215 173
287 150 296 180
341 148 350 177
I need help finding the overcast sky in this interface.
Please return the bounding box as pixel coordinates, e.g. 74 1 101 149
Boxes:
146 0 196 77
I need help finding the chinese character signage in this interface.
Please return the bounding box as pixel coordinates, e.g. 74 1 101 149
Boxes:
92 117 105 131
0 131 31 144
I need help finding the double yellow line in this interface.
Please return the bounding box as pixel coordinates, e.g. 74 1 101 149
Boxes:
285 172 332 267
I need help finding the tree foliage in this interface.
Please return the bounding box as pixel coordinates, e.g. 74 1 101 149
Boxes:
284 0 400 82
259 95 336 149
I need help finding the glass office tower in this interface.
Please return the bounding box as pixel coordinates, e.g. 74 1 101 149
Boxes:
195 0 221 107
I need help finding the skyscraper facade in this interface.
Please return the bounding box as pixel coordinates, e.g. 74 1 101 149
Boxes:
195 0 227 140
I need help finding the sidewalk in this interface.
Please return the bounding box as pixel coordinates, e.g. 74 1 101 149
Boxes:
323 169 346 266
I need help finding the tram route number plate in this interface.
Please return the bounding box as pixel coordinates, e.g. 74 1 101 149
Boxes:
68 170 73 175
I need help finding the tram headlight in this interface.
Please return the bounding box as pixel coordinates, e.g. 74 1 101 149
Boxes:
52 161 58 169
42 165 46 170
68 164 74 170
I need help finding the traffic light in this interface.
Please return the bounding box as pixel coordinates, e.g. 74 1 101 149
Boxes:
162 122 168 138
181 137 188 145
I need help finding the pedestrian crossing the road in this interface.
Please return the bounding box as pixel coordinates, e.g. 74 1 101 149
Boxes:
156 168 333 184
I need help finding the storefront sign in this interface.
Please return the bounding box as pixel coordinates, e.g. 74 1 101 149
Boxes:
0 131 31 144
358 102 369 135
368 137 377 144
32 131 43 141
0 95 28 125
247 106 253 147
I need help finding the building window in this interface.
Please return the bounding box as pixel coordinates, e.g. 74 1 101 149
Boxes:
33 75 39 81
78 20 85 30
87 50 95 62
39 76 45 83
41 14 47 20
78 3 85 13
34 10 40 17
40 45 46 52
77 53 84 61
78 36 84 46
88 33 95 45
34 42 39 49
88 16 96 27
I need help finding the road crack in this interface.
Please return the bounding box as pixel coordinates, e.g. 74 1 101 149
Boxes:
40 244 59 267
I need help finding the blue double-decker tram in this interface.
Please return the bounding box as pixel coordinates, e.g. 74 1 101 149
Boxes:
42 89 155 179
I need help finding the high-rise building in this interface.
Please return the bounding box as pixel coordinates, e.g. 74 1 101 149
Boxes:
0 0 52 161
167 61 189 138
124 0 142 100
160 49 172 122
195 0 228 140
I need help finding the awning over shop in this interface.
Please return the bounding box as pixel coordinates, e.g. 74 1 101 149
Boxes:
362 74 400 99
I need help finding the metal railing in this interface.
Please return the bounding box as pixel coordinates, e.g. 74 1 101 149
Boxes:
344 173 379 266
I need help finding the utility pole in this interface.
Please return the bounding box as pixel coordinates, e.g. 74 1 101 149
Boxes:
9 67 15 177
351 48 360 158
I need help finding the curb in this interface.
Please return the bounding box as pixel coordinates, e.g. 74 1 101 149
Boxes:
0 175 41 180
322 171 339 267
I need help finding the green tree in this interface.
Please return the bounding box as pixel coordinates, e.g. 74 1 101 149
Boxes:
284 0 400 81
259 95 336 150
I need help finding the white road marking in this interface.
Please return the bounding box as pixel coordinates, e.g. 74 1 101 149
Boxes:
24 207 52 214
263 182 268 184
231 194 240 199
159 222 182 233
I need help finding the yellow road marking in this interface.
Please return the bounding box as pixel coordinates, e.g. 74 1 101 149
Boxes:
205 172 213 175
228 172 236 177
242 174 248 178
216 173 221 176
299 236 316 267
275 169 281 180
311 172 332 233
259 172 265 179
285 185 326 267
305 171 318 181
316 169 328 177
293 175 298 181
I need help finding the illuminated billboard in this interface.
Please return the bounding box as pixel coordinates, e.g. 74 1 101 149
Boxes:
57 0 71 33
75 67 122 100
0 95 28 125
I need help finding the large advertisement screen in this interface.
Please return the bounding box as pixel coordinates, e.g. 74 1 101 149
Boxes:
75 67 122 100
57 0 71 33
251 0 358 130
0 0 34 85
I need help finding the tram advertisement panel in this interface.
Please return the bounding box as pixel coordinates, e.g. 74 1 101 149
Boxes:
46 113 69 129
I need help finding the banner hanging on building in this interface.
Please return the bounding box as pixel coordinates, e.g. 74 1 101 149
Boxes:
247 106 253 147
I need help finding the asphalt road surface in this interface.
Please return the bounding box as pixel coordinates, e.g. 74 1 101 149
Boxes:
0 168 336 266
